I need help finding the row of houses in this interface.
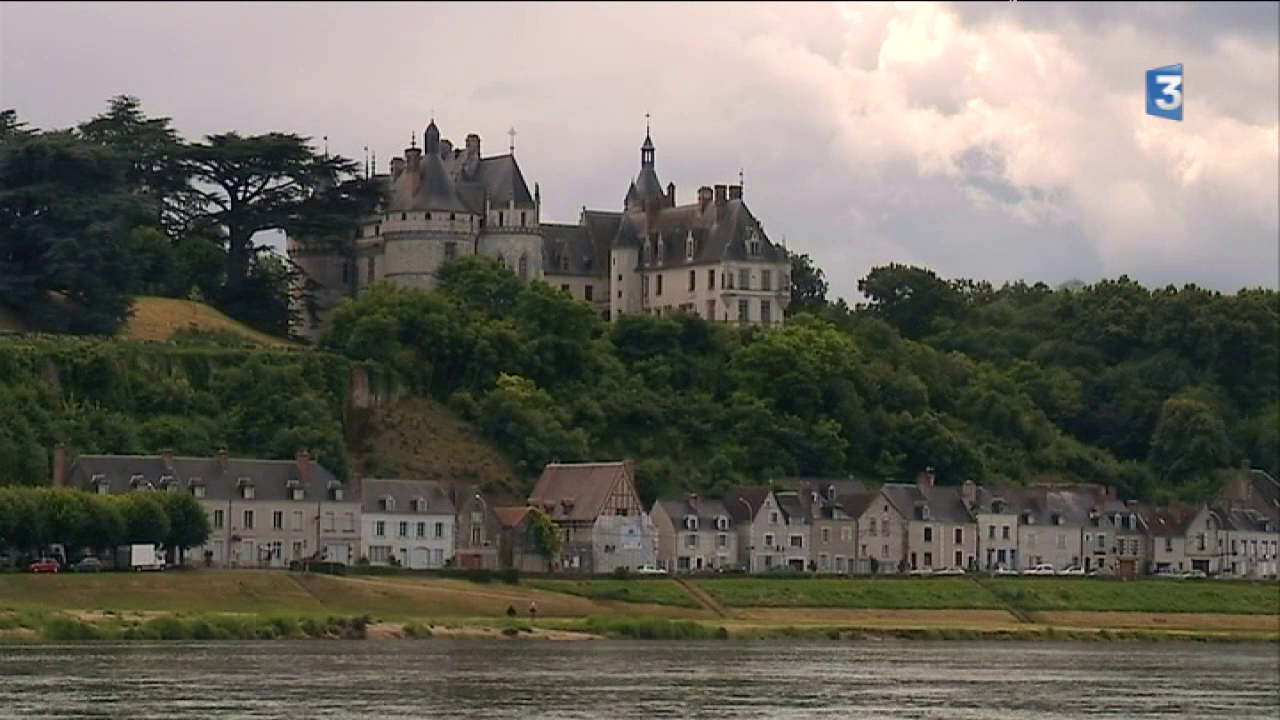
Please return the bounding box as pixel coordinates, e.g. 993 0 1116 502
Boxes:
53 445 1279 578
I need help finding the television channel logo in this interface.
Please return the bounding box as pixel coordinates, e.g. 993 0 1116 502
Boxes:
1146 64 1183 121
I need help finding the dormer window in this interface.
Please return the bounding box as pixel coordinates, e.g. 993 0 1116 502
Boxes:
992 499 1005 514
291 487 305 501
716 516 729 531
192 485 206 499
1024 513 1035 525
380 496 396 512
686 232 696 260
130 474 152 491
811 492 820 504
330 484 344 502
413 498 427 513
685 516 698 531
826 487 837 501
237 477 254 500
92 473 109 495
656 238 665 263
749 241 761 256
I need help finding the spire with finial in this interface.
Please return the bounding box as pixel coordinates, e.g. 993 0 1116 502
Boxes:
363 146 370 178
323 135 329 157
739 167 745 196
641 113 655 166
409 132 417 150
508 127 517 155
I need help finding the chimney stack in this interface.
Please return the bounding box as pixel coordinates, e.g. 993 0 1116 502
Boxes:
465 133 480 157
390 157 406 181
713 184 727 206
217 446 229 472
440 138 452 158
1034 485 1048 509
916 467 935 488
296 449 313 485
405 146 423 172
161 448 175 469
728 185 742 201
697 186 713 212
1106 485 1117 501
962 479 976 507
52 442 66 487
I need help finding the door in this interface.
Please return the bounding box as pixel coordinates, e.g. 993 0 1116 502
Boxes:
411 547 430 569
1119 559 1136 579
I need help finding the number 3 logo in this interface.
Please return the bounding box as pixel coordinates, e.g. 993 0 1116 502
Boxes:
1154 74 1183 111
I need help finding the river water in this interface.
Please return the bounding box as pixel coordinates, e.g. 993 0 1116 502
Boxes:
0 640 1276 719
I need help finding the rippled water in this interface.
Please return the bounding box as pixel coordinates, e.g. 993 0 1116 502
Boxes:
0 640 1276 719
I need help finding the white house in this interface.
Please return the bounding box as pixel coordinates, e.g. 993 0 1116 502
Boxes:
359 478 456 568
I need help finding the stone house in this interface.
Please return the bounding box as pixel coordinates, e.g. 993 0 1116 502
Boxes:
1182 505 1228 574
1094 498 1148 578
973 486 1022 571
493 506 553 573
65 447 359 567
359 478 455 569
450 484 504 570
652 494 736 573
1014 485 1094 571
774 478 864 574
527 461 655 574
1138 504 1194 574
773 491 812 570
851 488 909 574
882 471 977 572
724 486 790 572
1218 507 1278 579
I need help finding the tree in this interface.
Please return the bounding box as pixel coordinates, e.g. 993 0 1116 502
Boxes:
787 253 828 317
526 505 562 566
162 490 211 564
172 132 376 326
1149 397 1232 489
0 130 144 333
118 491 171 545
858 264 964 340
77 95 186 229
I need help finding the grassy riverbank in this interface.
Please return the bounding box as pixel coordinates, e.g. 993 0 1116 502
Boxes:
0 570 1275 644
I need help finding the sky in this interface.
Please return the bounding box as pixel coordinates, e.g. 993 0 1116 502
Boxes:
2 1 1277 302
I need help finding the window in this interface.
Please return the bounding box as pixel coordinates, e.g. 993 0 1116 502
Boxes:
518 254 529 279
688 270 696 291
561 284 570 293
498 211 504 225
760 300 771 324
398 521 409 537
369 546 391 563
367 257 375 286
988 525 996 539
380 497 395 512
411 522 422 538
739 269 750 290
923 552 933 568
243 510 255 529
471 526 482 545
761 270 772 291
289 487 303 501
242 486 255 500
1057 533 1067 549
884 518 893 535
656 275 663 296
717 534 728 548
1002 525 1011 540
1097 534 1107 550
332 487 345 502
401 212 407 221
717 517 729 531
272 511 284 530
343 513 355 532
955 550 962 567
1028 533 1037 548
433 549 444 566
192 485 206 499
764 533 775 548
869 518 877 535
434 522 444 538
584 285 594 301
789 535 803 549
292 511 304 531
292 541 304 558
738 299 749 323
822 527 831 543
686 534 698 549
954 528 963 544
770 512 779 525
375 521 385 537
705 299 715 320
749 241 761 255
213 510 224 529
445 242 457 260
707 269 715 290
450 213 456 221
685 516 698 531
923 527 933 543
520 211 527 225
882 544 889 557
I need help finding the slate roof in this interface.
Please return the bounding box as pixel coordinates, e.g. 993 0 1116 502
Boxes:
838 491 878 520
1135 504 1197 537
68 453 342 502
528 461 635 524
656 497 733 529
383 121 534 215
773 491 808 525
360 478 455 515
494 506 531 529
610 198 786 269
724 486 773 523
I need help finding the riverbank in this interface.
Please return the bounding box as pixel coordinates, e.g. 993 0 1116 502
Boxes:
1 570 1275 644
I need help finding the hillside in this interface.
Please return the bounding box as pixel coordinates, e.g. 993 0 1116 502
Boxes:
0 305 24 334
121 297 296 347
352 396 517 495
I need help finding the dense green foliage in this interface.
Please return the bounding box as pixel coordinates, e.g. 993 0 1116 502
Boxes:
1 96 374 336
324 256 1277 504
0 485 209 558
0 337 352 485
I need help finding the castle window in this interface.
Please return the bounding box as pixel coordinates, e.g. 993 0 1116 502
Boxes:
367 257 376 286
688 270 695 292
518 254 529 279
761 270 772 291
738 299 749 324
584 285 594 301
708 269 715 290
401 213 407 221
498 212 504 225
449 213 455 221
739 269 750 290
656 275 663 296
341 263 349 284
520 211 526 225
761 300 772 324
749 241 761 255
426 212 432 220
444 242 457 260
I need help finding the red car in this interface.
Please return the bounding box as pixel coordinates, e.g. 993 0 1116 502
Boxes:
28 559 59 574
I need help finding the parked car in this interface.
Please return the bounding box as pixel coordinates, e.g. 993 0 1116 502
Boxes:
1058 565 1086 576
1181 569 1207 579
633 564 667 575
71 557 104 573
993 565 1019 576
909 567 934 576
934 566 965 576
1023 563 1056 576
28 558 59 574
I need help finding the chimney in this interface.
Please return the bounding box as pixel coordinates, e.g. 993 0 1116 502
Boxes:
962 479 976 507
916 466 935 488
440 138 452 158
160 448 175 469
728 184 742 201
685 492 699 512
1034 485 1048 509
52 442 66 487
697 186 713 212
713 184 727 206
465 133 481 157
405 147 423 172
390 157 405 181
217 446 229 472
296 449 313 485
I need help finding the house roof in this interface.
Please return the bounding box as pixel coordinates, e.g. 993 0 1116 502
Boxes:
68 453 342 502
360 478 455 515
838 491 878 520
1134 503 1197 537
774 492 808 525
656 497 733 528
528 461 635 523
494 506 531 529
723 486 773 523
919 485 976 524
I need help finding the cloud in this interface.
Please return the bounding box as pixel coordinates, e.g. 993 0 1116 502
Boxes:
1 1 1275 300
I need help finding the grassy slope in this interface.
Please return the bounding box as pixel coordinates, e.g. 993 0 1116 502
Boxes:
352 396 517 494
0 305 24 333
122 296 295 347
693 577 1004 610
523 579 702 608
981 577 1280 615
